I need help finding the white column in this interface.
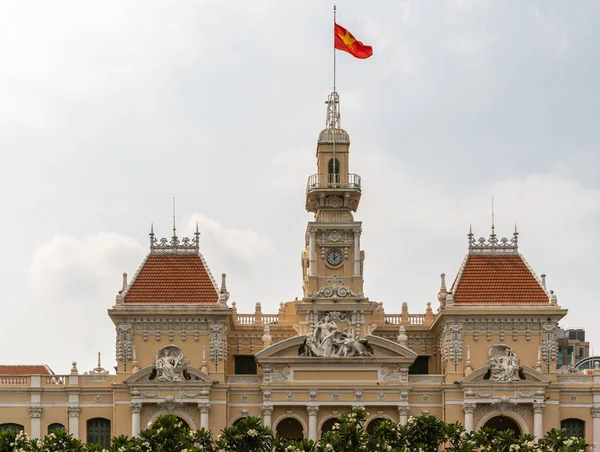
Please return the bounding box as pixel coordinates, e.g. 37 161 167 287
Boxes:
533 402 545 439
309 230 316 276
131 403 142 437
591 406 600 450
68 407 80 439
461 403 476 432
398 405 410 426
307 405 319 442
261 405 273 428
353 230 361 276
29 406 41 438
199 403 211 430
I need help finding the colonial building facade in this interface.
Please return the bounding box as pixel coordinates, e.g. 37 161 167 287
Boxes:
1 92 599 448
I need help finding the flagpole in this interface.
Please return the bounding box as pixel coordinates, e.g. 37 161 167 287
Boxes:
333 4 337 94
332 3 337 184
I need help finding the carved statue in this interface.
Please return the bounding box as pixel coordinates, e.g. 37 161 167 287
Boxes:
155 345 187 382
301 315 372 358
488 345 520 382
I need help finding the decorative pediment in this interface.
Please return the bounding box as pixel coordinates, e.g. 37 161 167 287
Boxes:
125 365 214 384
461 365 551 384
255 334 417 364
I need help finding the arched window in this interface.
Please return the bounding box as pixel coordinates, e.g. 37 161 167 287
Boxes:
561 419 585 438
320 417 339 435
0 423 24 433
87 418 111 447
328 158 340 185
366 418 387 435
48 423 65 434
276 418 304 440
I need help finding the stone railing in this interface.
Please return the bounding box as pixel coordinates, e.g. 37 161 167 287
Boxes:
261 315 278 325
236 314 255 325
384 302 435 326
408 314 426 325
232 302 279 326
44 375 67 386
0 375 29 386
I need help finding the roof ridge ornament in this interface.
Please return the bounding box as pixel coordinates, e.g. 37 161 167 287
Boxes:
468 225 519 255
149 225 200 254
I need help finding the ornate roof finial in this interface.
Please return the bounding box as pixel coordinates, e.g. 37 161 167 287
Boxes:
219 273 230 304
149 223 155 250
468 224 474 247
172 197 177 239
438 273 448 305
490 197 496 238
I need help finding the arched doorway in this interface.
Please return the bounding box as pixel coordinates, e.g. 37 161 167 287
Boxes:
366 418 387 434
483 416 521 436
175 416 190 429
276 417 304 440
232 417 247 427
320 418 339 435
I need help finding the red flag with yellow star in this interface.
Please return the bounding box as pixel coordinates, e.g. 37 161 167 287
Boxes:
334 22 373 59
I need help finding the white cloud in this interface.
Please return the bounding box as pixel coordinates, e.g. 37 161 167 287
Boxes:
23 233 145 373
186 214 277 266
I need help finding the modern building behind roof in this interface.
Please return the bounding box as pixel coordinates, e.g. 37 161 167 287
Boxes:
0 91 599 449
557 328 591 369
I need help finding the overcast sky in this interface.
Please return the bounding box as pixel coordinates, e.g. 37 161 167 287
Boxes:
1 0 599 374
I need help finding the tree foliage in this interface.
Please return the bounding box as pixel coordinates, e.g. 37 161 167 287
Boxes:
0 409 590 451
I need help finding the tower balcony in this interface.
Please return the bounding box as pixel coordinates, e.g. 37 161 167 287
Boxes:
306 173 362 213
306 173 361 192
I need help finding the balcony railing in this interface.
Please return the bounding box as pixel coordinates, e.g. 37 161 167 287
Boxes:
307 173 361 192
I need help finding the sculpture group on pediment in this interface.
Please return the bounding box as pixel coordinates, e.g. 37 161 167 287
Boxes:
154 345 189 382
300 314 372 357
487 345 523 382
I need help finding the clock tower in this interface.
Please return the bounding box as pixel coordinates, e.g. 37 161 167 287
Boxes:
302 91 365 302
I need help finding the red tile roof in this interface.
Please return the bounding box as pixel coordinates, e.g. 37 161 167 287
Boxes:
452 254 549 304
0 365 53 375
124 254 219 304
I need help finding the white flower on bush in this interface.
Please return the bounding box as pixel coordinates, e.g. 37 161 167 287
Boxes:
247 428 258 437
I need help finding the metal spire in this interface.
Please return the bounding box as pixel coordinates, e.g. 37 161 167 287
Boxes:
491 197 495 237
172 197 177 238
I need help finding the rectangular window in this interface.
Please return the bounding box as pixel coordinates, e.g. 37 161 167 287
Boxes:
408 356 429 375
557 346 563 367
234 355 257 375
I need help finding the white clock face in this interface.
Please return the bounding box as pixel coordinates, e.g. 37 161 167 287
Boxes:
326 249 343 266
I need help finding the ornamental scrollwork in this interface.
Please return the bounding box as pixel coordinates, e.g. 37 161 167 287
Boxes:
210 321 226 364
307 276 363 300
443 321 463 366
116 322 133 364
29 406 42 418
541 321 558 366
